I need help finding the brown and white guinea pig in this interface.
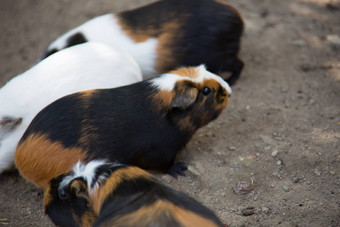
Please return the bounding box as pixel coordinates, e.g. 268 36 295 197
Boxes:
0 42 142 175
42 0 244 85
44 160 224 227
15 65 231 189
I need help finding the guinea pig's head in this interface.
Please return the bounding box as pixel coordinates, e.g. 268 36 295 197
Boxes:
151 65 231 132
44 172 96 227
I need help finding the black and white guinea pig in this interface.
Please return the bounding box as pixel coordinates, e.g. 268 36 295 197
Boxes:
44 160 224 227
15 65 231 189
0 42 142 175
42 0 244 85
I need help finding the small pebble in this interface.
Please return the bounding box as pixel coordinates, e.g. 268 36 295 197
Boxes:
326 34 340 49
233 179 254 195
206 132 215 137
265 145 272 151
272 172 281 178
241 207 255 216
277 160 282 166
271 150 279 157
262 207 269 214
282 185 289 192
292 177 299 183
228 146 236 151
273 137 283 141
330 170 336 175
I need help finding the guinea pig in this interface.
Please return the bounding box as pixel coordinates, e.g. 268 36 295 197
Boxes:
15 65 231 188
0 42 142 174
42 0 244 85
44 160 224 227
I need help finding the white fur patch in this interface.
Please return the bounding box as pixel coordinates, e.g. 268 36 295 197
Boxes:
58 160 123 195
58 160 107 192
46 14 158 79
0 42 142 173
150 65 232 94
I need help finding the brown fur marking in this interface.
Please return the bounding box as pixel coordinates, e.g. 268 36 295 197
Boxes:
78 89 96 99
168 67 200 79
151 89 175 112
201 78 230 109
43 184 53 209
100 200 218 227
155 22 183 74
91 166 152 214
15 133 87 189
80 211 97 227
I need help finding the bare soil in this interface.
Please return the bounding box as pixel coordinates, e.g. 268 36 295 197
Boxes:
0 0 339 226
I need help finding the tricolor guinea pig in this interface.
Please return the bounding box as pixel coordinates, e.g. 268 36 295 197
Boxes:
44 160 224 227
15 65 231 188
0 42 142 174
42 0 244 85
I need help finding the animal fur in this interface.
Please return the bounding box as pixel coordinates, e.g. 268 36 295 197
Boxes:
0 42 142 174
44 160 224 227
42 0 244 84
15 65 231 188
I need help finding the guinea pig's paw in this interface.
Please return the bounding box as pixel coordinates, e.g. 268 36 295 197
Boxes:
167 162 187 178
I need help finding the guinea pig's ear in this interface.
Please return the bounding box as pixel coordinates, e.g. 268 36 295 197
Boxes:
170 81 198 110
69 179 90 201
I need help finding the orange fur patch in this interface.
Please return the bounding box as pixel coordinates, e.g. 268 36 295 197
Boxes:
100 200 218 227
176 115 196 132
202 78 230 109
43 184 53 209
155 22 182 74
168 67 200 79
71 210 97 227
80 211 97 227
91 166 152 214
15 133 87 189
78 90 96 99
151 90 175 112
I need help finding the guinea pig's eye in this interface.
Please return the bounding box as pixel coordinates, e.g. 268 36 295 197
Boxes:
202 87 211 96
58 189 69 200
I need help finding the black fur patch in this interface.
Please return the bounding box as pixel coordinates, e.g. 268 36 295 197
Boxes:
95 173 223 226
41 48 59 59
20 93 86 147
45 174 92 227
20 81 190 173
66 32 87 48
119 0 244 84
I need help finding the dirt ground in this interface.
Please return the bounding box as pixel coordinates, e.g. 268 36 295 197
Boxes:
0 0 339 226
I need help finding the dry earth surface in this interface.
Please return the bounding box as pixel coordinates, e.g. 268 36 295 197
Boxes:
0 0 339 226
